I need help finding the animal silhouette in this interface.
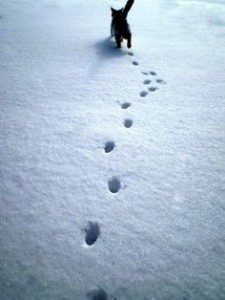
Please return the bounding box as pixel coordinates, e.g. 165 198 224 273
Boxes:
111 0 135 48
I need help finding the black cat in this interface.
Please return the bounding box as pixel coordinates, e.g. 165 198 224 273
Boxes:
111 0 135 49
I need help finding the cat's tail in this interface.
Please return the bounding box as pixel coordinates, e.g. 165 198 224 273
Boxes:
123 0 135 19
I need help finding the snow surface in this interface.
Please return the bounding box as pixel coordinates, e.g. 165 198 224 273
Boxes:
0 0 225 299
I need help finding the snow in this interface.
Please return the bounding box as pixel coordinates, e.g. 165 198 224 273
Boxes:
0 0 225 299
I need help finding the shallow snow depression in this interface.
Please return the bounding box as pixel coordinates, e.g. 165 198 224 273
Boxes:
0 0 225 299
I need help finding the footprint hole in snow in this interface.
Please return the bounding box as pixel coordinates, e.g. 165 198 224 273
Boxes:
140 91 148 97
121 102 131 109
143 79 151 85
85 222 100 246
142 72 149 75
127 52 134 56
124 119 133 128
150 71 157 76
104 141 115 153
87 288 108 300
156 79 166 84
148 87 158 92
108 177 121 194
132 61 139 66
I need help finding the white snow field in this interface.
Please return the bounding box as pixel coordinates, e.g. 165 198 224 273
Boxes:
0 0 225 299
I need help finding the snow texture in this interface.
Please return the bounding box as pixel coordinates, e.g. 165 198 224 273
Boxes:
0 0 225 299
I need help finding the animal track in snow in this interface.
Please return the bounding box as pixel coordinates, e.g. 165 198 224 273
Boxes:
150 71 157 76
156 79 166 84
127 51 134 56
143 79 151 85
140 91 148 97
104 141 115 153
85 222 100 246
87 288 108 300
124 118 133 128
132 61 139 66
142 71 149 75
121 102 131 109
108 177 121 194
148 87 158 92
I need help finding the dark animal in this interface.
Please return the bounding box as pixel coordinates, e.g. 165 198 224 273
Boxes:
111 0 135 48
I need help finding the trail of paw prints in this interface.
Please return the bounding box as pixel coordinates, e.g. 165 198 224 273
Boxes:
117 101 134 128
126 50 139 66
127 52 166 97
146 70 167 86
139 70 167 98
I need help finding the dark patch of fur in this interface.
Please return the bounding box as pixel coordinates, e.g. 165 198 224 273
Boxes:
111 0 134 49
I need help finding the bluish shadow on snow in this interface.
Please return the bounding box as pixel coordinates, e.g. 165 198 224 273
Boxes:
94 37 126 59
108 177 121 193
85 222 100 246
87 288 108 300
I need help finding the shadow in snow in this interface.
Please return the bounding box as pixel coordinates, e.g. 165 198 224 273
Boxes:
94 37 126 59
87 288 108 300
108 177 121 193
85 222 100 246
121 102 131 109
124 119 133 128
104 141 115 153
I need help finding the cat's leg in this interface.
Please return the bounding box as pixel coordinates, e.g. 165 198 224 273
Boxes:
127 33 132 48
115 34 122 48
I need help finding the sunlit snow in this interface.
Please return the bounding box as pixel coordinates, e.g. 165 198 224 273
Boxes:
0 0 225 299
